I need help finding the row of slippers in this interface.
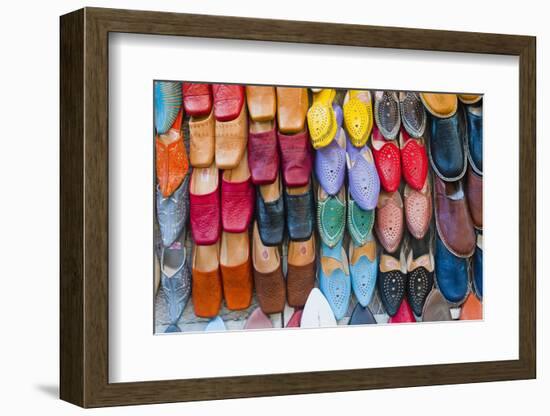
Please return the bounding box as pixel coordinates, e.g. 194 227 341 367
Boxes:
202 285 483 332
157 222 483 332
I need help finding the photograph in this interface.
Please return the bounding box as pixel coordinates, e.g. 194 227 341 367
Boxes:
153 83 483 333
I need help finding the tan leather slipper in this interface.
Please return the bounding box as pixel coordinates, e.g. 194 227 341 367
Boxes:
215 104 248 169
189 109 215 168
276 87 309 134
420 93 458 118
246 86 276 122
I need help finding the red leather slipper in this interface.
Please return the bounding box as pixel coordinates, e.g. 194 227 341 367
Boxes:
182 83 213 117
389 298 416 323
399 128 428 191
190 164 221 245
213 84 245 122
221 152 254 232
278 128 313 187
372 125 401 193
248 120 279 185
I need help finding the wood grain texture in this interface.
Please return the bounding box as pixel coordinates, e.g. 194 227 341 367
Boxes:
59 7 537 408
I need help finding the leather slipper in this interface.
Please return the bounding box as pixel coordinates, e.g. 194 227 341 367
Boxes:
252 222 286 314
374 91 401 140
377 250 406 317
458 94 482 105
422 288 452 321
215 103 248 169
319 239 351 320
221 150 254 233
315 120 346 195
343 90 373 147
276 87 309 134
399 92 427 138
301 288 337 328
212 84 245 121
406 235 435 316
190 163 221 245
192 242 223 318
317 186 346 248
205 316 226 332
189 109 215 168
248 119 279 185
256 174 285 246
246 86 276 122
278 127 313 187
287 234 316 308
183 82 212 117
346 140 380 210
459 292 482 320
375 191 404 254
348 303 377 325
286 309 303 328
220 231 253 310
349 235 378 307
156 109 189 197
307 88 338 149
371 125 401 193
420 93 457 118
389 298 416 323
154 81 183 135
404 180 432 240
244 307 273 329
399 128 428 191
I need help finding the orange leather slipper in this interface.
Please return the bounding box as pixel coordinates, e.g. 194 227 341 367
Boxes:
156 109 189 197
246 86 276 122
459 292 482 320
276 87 309 134
220 231 254 310
192 242 223 318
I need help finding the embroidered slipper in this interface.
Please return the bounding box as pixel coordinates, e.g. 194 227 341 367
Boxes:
389 298 416 323
301 288 337 328
399 92 426 138
399 128 428 191
248 119 279 185
154 81 182 134
212 84 245 122
156 109 189 197
404 180 432 240
220 231 254 310
317 186 346 248
405 235 434 316
420 93 457 118
346 139 380 210
215 103 248 169
371 125 401 193
375 191 404 254
156 174 189 247
374 91 401 140
189 163 221 245
244 307 273 329
276 87 309 134
252 222 286 314
307 88 338 149
315 119 346 195
246 86 276 122
349 235 378 307
221 150 254 233
343 89 373 147
189 109 215 168
287 234 316 308
347 189 375 246
318 239 351 320
182 82 212 117
377 249 406 317
192 242 223 318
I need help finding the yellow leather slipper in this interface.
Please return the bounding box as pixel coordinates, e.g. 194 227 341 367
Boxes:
343 90 373 147
307 88 337 149
458 94 482 104
419 93 458 118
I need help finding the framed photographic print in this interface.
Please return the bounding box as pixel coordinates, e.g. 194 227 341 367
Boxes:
60 7 536 408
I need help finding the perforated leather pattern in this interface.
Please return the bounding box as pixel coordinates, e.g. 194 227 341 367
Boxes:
400 93 426 138
349 155 381 210
307 104 337 149
401 139 428 190
375 197 404 253
317 195 346 247
253 266 286 314
351 258 377 307
287 263 315 307
407 267 434 316
347 200 375 246
190 190 221 245
343 98 372 146
405 189 432 239
161 266 191 325
378 269 406 316
221 178 254 233
374 92 401 140
373 141 401 193
320 270 351 320
315 139 346 195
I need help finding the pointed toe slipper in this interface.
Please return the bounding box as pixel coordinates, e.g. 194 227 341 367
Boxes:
347 143 380 210
192 242 223 318
375 191 404 254
406 236 435 316
315 126 346 195
372 126 401 193
389 298 416 323
286 309 303 328
343 90 373 147
286 235 316 308
246 86 276 122
154 81 183 135
160 242 191 329
404 181 432 240
220 231 254 310
221 151 254 233
348 303 377 325
248 120 279 185
374 91 401 140
318 240 351 320
276 87 309 134
156 174 189 247
420 93 457 118
182 82 212 117
399 92 426 138
317 186 346 248
400 128 428 190
215 104 248 169
212 84 245 122
301 288 337 328
205 316 226 332
244 307 273 330
349 236 378 307
377 250 406 317
189 163 221 245
347 189 375 246
307 89 338 149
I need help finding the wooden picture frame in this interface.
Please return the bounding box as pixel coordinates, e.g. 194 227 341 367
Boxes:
60 7 536 408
